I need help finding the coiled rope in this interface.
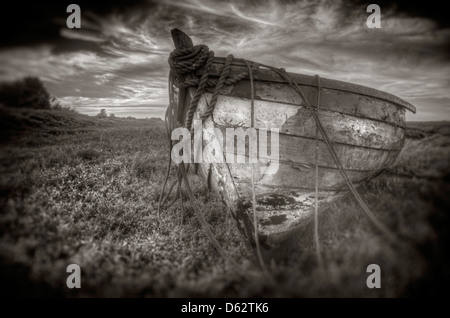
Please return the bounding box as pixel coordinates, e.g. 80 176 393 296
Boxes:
168 45 248 130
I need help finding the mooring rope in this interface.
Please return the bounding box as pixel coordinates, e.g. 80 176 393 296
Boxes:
178 163 242 269
314 74 323 267
168 45 248 130
157 74 176 222
200 54 234 121
243 59 270 274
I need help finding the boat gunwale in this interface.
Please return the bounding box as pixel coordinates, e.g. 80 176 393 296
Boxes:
209 57 417 114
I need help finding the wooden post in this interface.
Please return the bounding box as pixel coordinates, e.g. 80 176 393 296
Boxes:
170 29 195 126
171 28 194 49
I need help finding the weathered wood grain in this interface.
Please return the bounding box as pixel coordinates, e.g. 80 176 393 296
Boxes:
213 125 399 171
197 93 405 150
225 161 373 190
223 80 406 126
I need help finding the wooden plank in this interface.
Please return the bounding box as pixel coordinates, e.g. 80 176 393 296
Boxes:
213 125 399 171
197 93 405 150
207 59 416 113
226 161 372 190
219 80 406 126
235 182 346 197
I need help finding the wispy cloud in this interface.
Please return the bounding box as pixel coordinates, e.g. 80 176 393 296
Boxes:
0 0 449 120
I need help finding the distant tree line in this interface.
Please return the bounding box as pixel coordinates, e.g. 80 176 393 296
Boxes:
0 77 52 109
0 77 156 120
96 109 116 119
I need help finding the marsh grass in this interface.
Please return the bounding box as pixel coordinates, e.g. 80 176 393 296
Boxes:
0 107 449 297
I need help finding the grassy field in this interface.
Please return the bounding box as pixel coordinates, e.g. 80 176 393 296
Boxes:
0 106 449 297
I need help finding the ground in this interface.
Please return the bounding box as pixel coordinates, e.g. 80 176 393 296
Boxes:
0 106 449 297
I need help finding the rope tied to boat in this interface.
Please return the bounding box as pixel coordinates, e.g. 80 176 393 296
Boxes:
163 44 271 275
314 75 323 268
168 45 249 130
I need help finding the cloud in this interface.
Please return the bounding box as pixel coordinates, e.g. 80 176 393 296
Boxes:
0 0 449 120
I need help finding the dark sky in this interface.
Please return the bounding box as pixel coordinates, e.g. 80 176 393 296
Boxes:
1 0 449 120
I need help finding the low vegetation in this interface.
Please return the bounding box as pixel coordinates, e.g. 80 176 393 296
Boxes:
0 106 449 297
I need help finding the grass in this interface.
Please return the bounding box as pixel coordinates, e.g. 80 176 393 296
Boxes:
0 106 449 297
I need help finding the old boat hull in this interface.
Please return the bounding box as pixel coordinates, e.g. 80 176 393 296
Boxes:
174 56 416 248
160 15 417 249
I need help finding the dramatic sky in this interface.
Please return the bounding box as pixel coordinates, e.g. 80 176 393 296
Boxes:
0 0 449 120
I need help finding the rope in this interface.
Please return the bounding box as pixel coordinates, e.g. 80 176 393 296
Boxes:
184 51 214 130
168 45 248 130
314 75 323 267
243 59 270 275
179 72 248 88
157 74 176 222
178 162 245 271
200 55 234 120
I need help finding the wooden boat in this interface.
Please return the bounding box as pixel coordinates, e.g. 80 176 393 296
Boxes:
168 29 416 249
